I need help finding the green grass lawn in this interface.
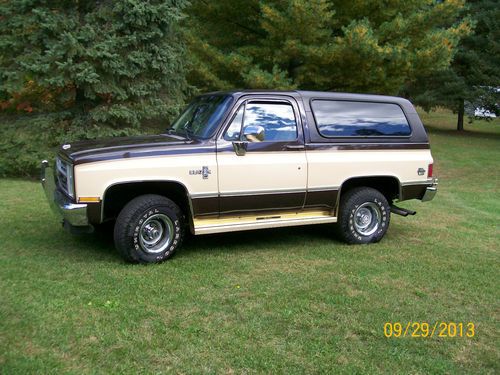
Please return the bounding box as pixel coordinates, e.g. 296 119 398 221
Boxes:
1 110 499 374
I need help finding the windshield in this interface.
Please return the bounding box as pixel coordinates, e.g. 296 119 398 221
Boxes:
169 94 233 139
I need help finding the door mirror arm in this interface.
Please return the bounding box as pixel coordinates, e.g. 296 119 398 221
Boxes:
232 141 248 156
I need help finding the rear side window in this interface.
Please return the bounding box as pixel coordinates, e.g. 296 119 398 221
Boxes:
311 100 411 137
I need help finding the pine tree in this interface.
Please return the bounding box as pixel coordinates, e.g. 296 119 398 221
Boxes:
407 0 499 130
186 0 471 96
0 0 189 131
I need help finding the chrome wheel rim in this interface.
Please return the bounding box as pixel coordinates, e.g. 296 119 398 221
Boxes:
353 202 381 236
139 214 174 254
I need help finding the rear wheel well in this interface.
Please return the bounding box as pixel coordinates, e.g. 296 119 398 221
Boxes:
338 176 400 207
103 181 191 223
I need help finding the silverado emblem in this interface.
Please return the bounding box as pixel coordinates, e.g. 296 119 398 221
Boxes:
189 166 211 179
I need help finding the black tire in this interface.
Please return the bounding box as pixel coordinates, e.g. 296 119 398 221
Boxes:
113 194 185 263
336 187 390 244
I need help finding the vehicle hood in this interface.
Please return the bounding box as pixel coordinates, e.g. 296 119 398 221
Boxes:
58 134 210 165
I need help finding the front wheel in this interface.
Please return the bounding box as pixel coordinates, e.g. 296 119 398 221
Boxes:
114 194 185 263
336 187 390 244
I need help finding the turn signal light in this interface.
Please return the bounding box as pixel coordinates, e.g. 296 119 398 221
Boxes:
78 197 100 203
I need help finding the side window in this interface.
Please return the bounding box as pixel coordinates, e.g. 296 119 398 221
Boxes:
311 100 411 137
243 102 297 142
224 105 244 141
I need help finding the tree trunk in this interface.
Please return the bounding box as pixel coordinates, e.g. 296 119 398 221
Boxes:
74 87 87 110
457 98 464 131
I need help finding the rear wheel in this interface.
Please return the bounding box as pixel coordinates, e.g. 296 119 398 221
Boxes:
336 187 390 244
114 194 184 263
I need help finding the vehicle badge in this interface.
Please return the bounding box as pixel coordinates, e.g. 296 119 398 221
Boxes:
202 166 211 179
62 144 71 150
189 166 211 179
417 167 425 176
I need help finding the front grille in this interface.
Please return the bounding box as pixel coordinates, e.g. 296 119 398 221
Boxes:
56 157 73 197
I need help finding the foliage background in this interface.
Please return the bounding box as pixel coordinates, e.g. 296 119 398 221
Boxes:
187 0 470 93
0 0 498 177
0 0 189 176
405 0 500 130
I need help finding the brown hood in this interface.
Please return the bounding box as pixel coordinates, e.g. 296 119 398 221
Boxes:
58 134 213 165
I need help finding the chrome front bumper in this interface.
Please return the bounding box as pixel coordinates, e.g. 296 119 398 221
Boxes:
40 160 89 226
422 178 438 202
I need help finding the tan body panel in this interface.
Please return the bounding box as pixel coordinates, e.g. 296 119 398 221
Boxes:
216 151 307 194
73 147 433 234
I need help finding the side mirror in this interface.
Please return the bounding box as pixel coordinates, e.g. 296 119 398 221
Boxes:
243 125 265 142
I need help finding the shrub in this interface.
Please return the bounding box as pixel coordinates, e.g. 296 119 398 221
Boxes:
0 113 143 177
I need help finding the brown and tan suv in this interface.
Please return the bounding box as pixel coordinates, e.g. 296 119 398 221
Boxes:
41 90 438 263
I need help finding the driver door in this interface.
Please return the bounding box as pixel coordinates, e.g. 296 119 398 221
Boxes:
216 96 307 215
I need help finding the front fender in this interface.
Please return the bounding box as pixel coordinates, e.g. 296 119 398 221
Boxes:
74 154 218 201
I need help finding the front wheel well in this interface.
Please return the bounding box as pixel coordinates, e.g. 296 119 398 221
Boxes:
338 176 401 207
102 181 191 223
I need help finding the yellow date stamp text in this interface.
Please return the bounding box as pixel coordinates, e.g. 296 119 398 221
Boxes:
384 322 475 338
